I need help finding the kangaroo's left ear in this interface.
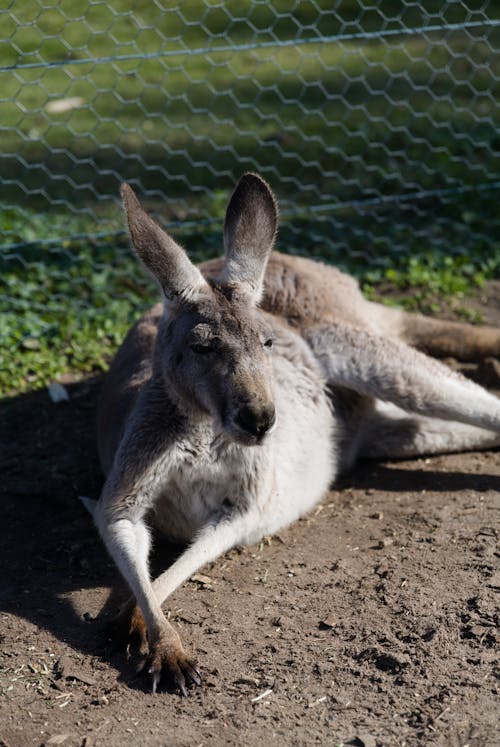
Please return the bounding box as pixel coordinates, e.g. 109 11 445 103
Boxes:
221 173 278 303
121 183 208 303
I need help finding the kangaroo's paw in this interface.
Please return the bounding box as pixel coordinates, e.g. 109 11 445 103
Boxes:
146 628 201 696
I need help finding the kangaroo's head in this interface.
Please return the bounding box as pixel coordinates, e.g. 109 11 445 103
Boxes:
121 174 279 445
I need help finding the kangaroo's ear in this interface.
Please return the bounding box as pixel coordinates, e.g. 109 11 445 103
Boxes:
121 184 208 302
222 173 278 302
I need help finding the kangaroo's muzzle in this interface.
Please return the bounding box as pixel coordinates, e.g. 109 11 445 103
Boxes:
236 402 276 442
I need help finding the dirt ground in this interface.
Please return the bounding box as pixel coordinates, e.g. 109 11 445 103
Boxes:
1 285 499 747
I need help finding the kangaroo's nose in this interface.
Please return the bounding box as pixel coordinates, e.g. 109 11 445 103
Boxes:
236 403 276 440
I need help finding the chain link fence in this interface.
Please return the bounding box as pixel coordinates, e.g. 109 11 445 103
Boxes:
1 1 499 393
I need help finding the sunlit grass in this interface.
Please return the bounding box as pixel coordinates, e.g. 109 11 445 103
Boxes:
1 1 499 394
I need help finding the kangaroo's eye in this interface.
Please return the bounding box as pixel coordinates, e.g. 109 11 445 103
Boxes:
190 343 214 355
264 337 273 348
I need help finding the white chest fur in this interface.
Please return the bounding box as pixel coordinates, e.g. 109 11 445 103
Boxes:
150 339 336 546
150 429 269 541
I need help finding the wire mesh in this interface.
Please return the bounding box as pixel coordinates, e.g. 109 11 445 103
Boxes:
1 1 499 392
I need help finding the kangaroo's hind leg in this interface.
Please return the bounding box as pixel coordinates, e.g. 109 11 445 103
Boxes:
369 303 500 361
358 401 500 460
305 323 500 433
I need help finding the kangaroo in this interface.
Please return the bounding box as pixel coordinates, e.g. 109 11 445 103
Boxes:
87 173 500 696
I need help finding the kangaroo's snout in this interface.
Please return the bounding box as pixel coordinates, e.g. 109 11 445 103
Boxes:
236 402 276 441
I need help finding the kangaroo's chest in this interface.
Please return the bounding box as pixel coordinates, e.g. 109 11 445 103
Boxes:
149 435 263 541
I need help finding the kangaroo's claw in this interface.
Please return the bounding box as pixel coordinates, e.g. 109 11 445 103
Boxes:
184 661 202 687
147 629 200 696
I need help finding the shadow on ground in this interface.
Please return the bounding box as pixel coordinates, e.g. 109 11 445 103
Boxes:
1 360 499 746
0 376 188 692
2 372 499 668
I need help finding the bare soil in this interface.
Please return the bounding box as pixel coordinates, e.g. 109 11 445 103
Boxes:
1 286 499 747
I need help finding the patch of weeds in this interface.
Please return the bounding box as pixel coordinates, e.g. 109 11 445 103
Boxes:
0 215 226 396
2 203 499 396
0 237 154 395
361 252 497 317
450 306 484 324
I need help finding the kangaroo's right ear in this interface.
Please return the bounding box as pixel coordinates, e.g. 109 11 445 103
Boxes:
121 184 208 302
221 173 278 303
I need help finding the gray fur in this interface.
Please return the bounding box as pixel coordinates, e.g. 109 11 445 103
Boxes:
91 174 500 695
121 183 207 301
221 172 278 301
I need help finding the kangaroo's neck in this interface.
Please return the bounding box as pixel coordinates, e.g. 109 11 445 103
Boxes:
146 371 238 453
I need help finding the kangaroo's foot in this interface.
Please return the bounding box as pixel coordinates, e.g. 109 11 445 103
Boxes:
145 626 202 696
108 600 201 695
104 599 149 659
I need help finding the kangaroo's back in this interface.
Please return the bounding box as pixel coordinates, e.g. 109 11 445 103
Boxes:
201 252 373 331
97 304 162 474
98 244 500 475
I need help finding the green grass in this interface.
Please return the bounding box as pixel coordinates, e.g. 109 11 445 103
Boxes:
361 254 496 320
0 208 222 395
1 202 498 396
1 1 500 393
2 1 499 213
0 229 149 393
